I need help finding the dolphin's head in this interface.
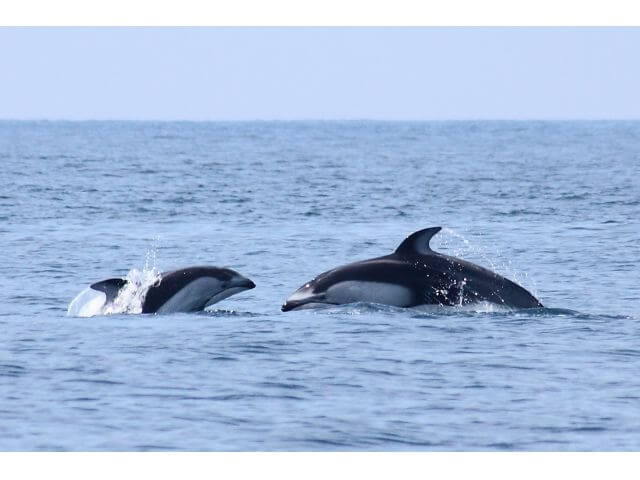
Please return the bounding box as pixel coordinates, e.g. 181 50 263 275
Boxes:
281 279 329 312
202 267 256 306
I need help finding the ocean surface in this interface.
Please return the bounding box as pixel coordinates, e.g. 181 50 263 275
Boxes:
1 120 639 451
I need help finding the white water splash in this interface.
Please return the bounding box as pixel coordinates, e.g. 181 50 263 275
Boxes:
438 227 539 298
100 267 161 315
67 239 163 317
457 278 467 306
439 227 498 271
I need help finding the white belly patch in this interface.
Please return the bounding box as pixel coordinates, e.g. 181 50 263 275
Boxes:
156 277 224 313
325 281 413 307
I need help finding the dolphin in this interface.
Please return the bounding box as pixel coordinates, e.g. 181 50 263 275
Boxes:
90 266 256 314
281 227 542 311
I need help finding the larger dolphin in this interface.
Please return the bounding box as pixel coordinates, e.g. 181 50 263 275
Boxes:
281 227 542 311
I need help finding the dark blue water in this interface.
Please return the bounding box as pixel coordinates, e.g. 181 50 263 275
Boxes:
1 120 639 450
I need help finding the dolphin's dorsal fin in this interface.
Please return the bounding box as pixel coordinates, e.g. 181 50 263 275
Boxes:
395 227 442 255
90 278 128 303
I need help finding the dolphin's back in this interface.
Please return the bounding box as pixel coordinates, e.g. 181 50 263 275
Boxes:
407 251 543 308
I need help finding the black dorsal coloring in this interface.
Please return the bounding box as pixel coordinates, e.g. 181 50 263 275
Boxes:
90 278 128 303
394 227 442 256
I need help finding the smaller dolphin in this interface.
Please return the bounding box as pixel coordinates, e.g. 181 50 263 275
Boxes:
90 266 255 314
282 227 542 311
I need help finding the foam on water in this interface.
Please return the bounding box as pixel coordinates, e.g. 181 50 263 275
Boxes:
300 301 515 316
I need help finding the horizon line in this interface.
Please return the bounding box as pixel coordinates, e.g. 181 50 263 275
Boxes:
2 117 640 123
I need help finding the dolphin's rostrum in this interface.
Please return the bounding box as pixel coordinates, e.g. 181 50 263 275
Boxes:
282 227 542 311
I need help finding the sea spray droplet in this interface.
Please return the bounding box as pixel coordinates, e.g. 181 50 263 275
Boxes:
440 227 538 298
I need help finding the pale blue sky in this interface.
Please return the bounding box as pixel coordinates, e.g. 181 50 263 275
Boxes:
1 27 639 120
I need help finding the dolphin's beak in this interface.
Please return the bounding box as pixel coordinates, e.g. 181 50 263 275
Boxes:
281 295 327 312
237 278 256 290
281 301 294 312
